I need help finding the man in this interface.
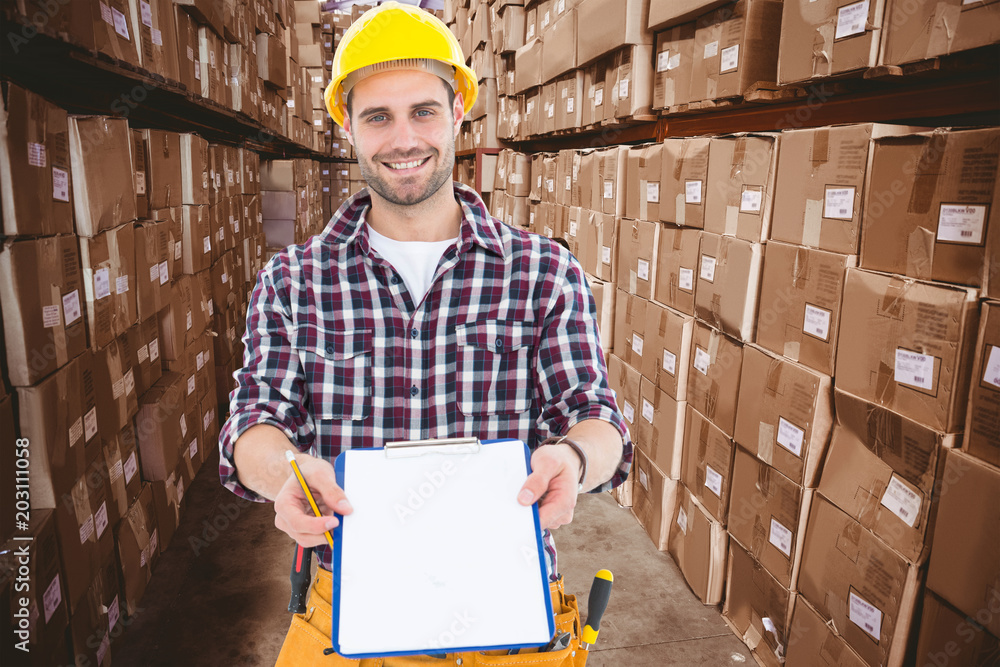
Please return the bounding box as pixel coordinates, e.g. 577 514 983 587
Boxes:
218 3 631 664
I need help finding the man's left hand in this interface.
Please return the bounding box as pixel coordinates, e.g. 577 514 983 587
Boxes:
517 444 581 530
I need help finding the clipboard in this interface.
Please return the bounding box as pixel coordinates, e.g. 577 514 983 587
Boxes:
330 438 556 658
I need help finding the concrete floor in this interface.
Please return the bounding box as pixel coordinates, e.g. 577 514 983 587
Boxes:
116 449 753 666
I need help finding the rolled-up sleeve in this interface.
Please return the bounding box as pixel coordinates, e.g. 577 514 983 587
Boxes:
218 257 315 502
534 248 633 493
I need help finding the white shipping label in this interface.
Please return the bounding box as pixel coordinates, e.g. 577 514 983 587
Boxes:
547 104 554 119
189 439 199 461
647 182 660 203
140 546 147 567
187 45 194 62
983 346 1000 388
740 188 762 213
895 349 935 391
179 414 188 438
204 410 212 431
95 502 109 538
679 267 694 292
124 451 138 483
546 179 554 192
150 528 159 554
637 259 650 281
677 507 688 534
204 235 211 254
137 344 149 363
207 299 214 316
704 40 719 59
700 255 717 282
69 417 83 447
642 399 655 424
720 44 740 73
836 0 870 40
108 595 120 632
222 272 228 284
150 264 159 282
124 369 135 395
594 87 604 106
704 465 723 497
632 334 644 357
638 466 649 490
63 289 81 325
685 180 702 204
152 28 162 45
604 180 614 199
623 401 636 424
177 477 185 503
79 516 95 544
803 304 832 341
175 240 182 259
43 575 62 623
95 267 111 299
657 50 670 72
937 204 986 244
112 8 130 40
100 2 113 24
567 97 575 113
187 375 196 395
28 141 46 167
569 221 578 237
558 0 566 12
663 349 677 375
42 305 61 328
52 167 69 201
694 347 711 375
84 407 98 441
115 275 129 295
186 310 193 331
848 591 883 641
149 338 159 361
776 417 805 457
880 474 922 528
668 53 681 70
824 186 856 219
769 518 793 556
196 351 205 370
619 79 629 99
140 0 152 27
602 246 612 264
110 458 123 482
566 176 572 191
112 378 124 399
527 24 535 39
159 261 169 285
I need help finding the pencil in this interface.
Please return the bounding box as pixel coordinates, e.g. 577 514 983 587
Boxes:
284 450 335 549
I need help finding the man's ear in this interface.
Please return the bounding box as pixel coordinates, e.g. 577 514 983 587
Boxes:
452 92 465 137
342 115 355 147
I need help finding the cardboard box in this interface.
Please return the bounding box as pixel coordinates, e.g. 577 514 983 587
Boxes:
588 275 616 357
180 133 209 206
756 241 856 377
835 268 979 433
915 590 1000 667
53 473 102 613
798 495 921 667
728 447 813 589
541 8 577 83
114 483 157 618
514 39 544 93
92 338 139 440
0 235 88 386
695 233 762 342
722 539 793 667
255 32 287 90
778 0 886 83
133 220 171 321
681 405 734 523
611 465 635 508
607 44 654 120
79 222 138 350
770 123 920 254
638 377 686 479
965 300 1000 466
660 136 710 228
704 133 779 242
69 116 137 238
613 290 647 370
495 5 526 54
0 83 74 236
860 128 999 287
142 130 183 210
784 595 868 667
653 23 696 109
820 389 952 565
625 143 663 222
926 448 1000 639
668 484 728 604
179 204 211 275
643 300 693 400
648 0 730 30
631 448 679 550
653 226 700 316
734 346 834 488
687 322 744 437
576 0 652 65
174 6 200 92
607 354 642 437
131 129 149 220
617 218 657 299
579 211 619 282
134 372 187 481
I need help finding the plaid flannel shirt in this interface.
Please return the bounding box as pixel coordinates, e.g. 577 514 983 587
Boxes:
219 182 632 575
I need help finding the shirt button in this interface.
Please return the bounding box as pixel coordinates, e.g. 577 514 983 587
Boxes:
495 338 503 349
410 329 419 339
410 385 419 397
325 344 335 355
391 275 400 284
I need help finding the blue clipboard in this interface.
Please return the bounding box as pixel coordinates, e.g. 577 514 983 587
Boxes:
330 438 555 658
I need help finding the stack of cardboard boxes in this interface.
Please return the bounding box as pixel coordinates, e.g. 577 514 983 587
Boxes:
0 82 267 666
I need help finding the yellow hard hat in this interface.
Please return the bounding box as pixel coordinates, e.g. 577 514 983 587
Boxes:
324 2 478 128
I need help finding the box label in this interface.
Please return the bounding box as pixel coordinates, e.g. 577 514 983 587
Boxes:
186 310 193 331
740 187 762 213
196 350 205 370
152 27 162 46
679 267 694 292
704 41 718 59
150 264 160 283
632 334 644 357
657 50 670 72
108 595 120 632
124 369 135 395
176 240 183 259
700 255 716 283
937 204 986 244
720 44 739 73
187 374 196 395
95 502 109 539
149 338 159 361
79 515 94 544
52 167 69 201
895 348 935 391
835 0 870 40
638 466 649 490
69 417 83 447
647 182 660 203
177 476 185 503
685 180 702 204
704 465 723 497
28 141 46 168
112 377 124 399
42 304 61 328
776 417 805 457
637 259 650 281
43 574 62 623
159 261 169 285
642 399 655 424
602 246 612 264
848 590 883 641
619 78 629 99
124 451 138 483
880 474 921 528
565 175 572 192
984 345 1000 389
150 527 159 554
204 410 213 431
137 343 149 363
594 87 603 107
207 299 213 316
62 289 81 325
95 267 111 299
115 274 129 295
803 303 832 341
604 180 614 199
84 407 98 441
204 235 211 254
677 507 688 534
663 349 677 375
139 0 152 27
694 347 711 375
668 53 681 70
567 97 575 114
623 401 635 424
112 8 130 40
768 517 793 557
110 457 123 482
824 186 855 220
189 438 199 461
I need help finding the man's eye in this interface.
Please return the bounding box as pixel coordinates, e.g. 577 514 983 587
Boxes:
369 114 387 123
416 109 433 117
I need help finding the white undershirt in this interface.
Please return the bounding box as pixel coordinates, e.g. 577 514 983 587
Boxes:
367 225 458 304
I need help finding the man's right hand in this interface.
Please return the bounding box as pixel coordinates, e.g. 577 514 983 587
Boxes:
273 452 354 547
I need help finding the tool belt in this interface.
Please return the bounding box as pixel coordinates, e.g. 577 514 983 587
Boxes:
275 567 590 666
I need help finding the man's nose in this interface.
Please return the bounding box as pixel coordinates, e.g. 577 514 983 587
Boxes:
389 117 421 152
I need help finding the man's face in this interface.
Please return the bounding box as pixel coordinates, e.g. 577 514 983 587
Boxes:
344 70 464 207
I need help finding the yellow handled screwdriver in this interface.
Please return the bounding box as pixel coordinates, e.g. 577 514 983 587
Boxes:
285 450 335 549
581 569 614 650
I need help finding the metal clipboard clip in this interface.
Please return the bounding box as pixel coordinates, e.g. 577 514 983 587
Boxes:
384 437 481 459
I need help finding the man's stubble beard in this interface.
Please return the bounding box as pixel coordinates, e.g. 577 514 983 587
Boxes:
355 129 456 207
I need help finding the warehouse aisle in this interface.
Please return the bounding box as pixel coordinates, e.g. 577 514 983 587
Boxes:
115 449 753 666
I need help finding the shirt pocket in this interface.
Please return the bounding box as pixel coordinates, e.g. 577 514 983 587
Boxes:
455 321 536 416
294 325 373 421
